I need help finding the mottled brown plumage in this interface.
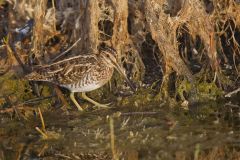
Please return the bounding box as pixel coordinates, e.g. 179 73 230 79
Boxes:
25 47 133 110
26 54 113 92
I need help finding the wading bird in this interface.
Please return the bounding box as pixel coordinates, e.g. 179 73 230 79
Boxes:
25 46 134 111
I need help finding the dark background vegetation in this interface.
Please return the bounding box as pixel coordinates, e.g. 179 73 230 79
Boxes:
0 0 240 105
0 0 240 159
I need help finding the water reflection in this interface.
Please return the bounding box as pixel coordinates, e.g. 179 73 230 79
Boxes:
0 101 240 159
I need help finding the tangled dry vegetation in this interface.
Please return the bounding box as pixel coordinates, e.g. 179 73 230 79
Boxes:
0 0 240 111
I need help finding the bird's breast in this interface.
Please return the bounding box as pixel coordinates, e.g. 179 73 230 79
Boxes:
61 67 114 92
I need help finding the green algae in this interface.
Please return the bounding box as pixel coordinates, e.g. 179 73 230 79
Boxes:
176 78 224 102
118 87 155 107
88 75 226 110
197 82 224 100
0 73 53 111
176 78 192 101
0 73 33 101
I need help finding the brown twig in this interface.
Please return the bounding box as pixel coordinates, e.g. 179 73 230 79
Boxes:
50 37 81 63
54 86 69 108
35 127 48 139
38 107 46 133
225 87 240 97
0 96 54 113
109 117 118 160
35 107 48 139
21 96 55 105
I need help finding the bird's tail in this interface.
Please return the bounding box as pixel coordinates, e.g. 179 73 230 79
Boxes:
24 71 53 82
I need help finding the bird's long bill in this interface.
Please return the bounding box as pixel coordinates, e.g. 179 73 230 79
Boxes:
113 62 136 92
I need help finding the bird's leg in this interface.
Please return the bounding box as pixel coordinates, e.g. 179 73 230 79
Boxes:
70 92 83 111
81 92 110 108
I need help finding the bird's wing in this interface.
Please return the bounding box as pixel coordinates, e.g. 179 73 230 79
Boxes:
25 55 97 85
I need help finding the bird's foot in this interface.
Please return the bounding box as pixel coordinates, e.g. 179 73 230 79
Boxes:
81 93 112 109
93 102 112 109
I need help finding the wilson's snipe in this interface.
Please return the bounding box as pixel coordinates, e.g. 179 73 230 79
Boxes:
25 46 134 111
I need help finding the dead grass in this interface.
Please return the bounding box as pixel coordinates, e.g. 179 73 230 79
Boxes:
0 0 240 106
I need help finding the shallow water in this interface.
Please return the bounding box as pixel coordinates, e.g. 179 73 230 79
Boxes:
0 100 240 160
